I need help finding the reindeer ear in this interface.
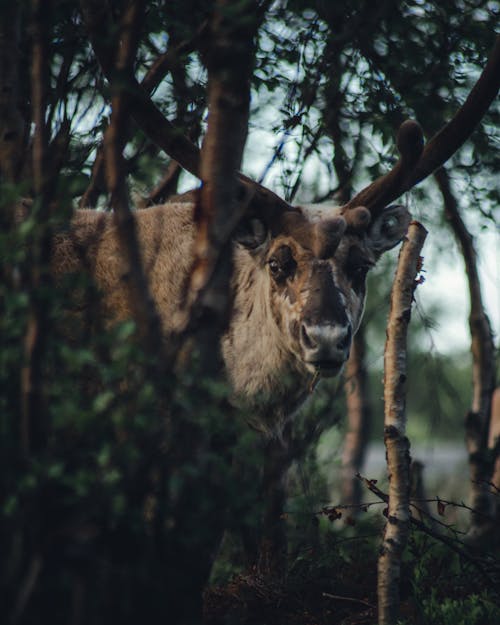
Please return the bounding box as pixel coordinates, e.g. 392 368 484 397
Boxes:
233 216 268 249
367 204 411 253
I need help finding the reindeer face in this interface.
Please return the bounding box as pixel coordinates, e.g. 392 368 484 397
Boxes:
264 232 370 377
237 203 410 380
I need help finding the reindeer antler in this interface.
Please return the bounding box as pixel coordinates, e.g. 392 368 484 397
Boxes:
342 35 500 218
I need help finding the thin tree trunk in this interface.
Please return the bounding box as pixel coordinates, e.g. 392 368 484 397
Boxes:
0 2 26 186
98 1 169 375
378 221 427 625
341 324 372 508
323 56 373 511
434 167 496 542
257 432 290 577
20 0 54 457
488 388 500 525
182 0 260 370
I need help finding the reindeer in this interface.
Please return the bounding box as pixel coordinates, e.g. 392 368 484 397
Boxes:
47 30 499 436
41 120 434 433
51 27 500 430
52 193 408 425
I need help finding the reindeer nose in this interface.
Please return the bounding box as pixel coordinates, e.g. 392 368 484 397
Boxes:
299 322 352 375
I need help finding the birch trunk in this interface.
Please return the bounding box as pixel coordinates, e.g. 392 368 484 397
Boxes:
377 221 427 625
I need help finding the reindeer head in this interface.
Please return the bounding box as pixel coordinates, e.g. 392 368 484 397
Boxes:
228 120 435 388
234 199 410 380
223 31 500 403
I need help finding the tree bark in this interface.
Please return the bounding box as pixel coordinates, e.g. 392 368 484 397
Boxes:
341 324 372 508
0 2 26 186
434 167 496 542
257 432 290 577
377 221 427 625
489 388 500 522
97 1 169 374
20 0 54 457
181 0 260 370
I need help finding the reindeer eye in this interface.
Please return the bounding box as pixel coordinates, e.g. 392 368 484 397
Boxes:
269 259 280 275
268 245 296 281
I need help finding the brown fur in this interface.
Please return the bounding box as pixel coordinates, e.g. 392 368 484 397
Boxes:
51 200 410 433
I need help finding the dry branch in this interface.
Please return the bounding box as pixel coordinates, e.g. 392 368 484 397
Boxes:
79 22 205 208
377 221 427 625
101 1 166 367
361 475 500 591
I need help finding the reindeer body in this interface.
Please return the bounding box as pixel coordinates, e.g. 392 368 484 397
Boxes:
52 198 410 429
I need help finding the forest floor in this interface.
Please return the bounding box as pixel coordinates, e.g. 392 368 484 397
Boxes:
204 515 500 625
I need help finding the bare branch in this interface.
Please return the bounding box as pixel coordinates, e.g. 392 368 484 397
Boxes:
344 35 500 215
378 221 427 625
361 475 500 590
79 21 206 208
81 0 202 178
81 0 295 225
100 1 166 368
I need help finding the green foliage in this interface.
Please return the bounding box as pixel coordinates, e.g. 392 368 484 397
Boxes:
0 213 257 623
413 591 500 625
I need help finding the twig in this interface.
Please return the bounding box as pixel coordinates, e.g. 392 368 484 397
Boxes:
359 474 500 590
322 592 375 610
9 554 43 625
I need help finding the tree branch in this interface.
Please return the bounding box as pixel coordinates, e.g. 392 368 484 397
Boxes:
101 1 166 368
80 0 293 222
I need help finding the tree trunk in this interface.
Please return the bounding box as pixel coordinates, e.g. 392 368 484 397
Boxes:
257 432 290 577
341 324 372 508
434 168 496 543
377 221 427 625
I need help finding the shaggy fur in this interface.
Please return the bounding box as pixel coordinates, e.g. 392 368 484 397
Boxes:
51 200 410 431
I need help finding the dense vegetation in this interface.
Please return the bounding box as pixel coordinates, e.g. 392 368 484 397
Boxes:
0 1 498 624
